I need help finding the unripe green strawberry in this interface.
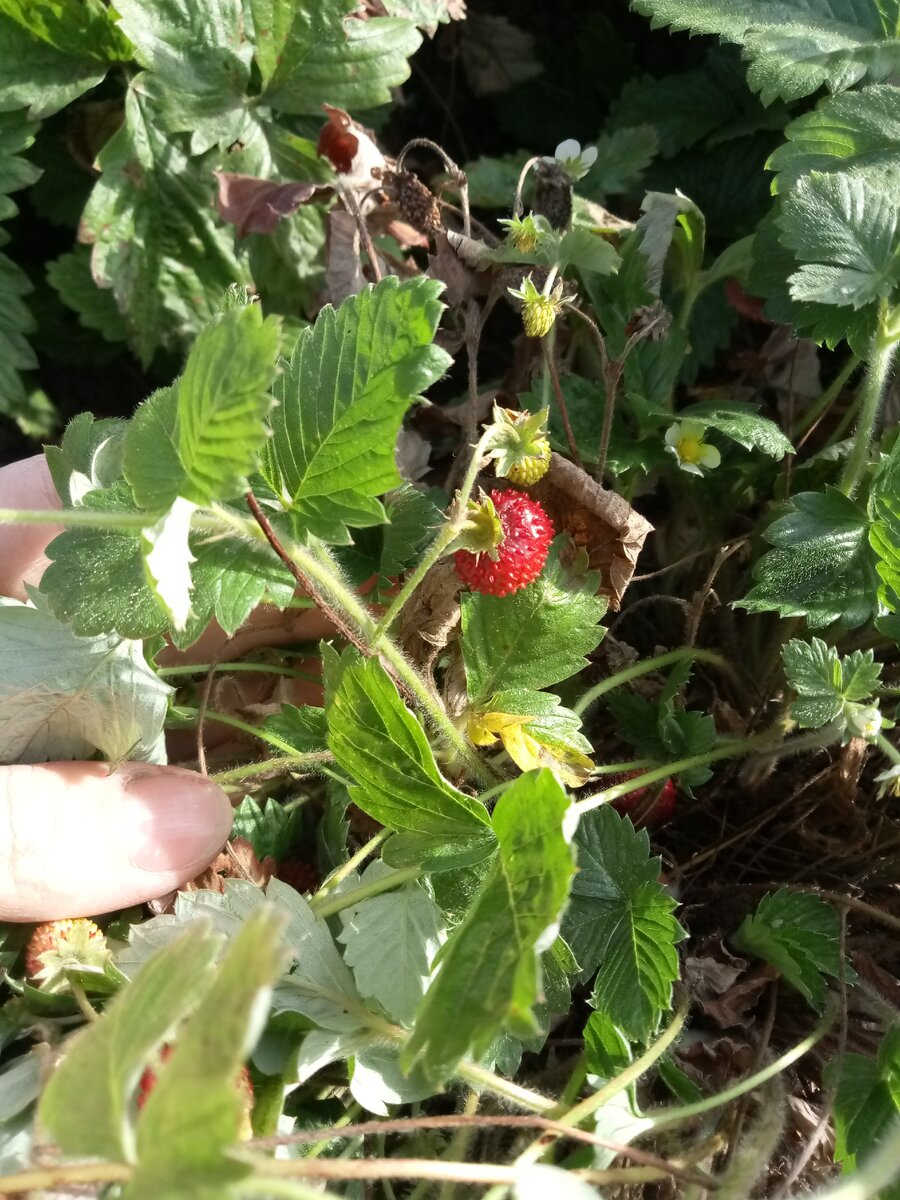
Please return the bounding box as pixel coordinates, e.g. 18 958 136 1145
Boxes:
505 442 551 485
454 489 554 597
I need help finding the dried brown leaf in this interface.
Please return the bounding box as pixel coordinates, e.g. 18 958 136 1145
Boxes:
531 453 653 609
214 173 318 238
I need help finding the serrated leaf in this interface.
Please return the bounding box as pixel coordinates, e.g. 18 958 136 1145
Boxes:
635 190 704 298
733 888 846 1009
0 0 132 62
80 88 248 365
557 225 621 275
676 399 793 459
783 637 882 729
828 1026 900 1190
402 770 576 1084
0 595 171 765
125 305 280 510
769 84 900 194
39 922 222 1161
737 487 879 629
870 440 900 610
460 559 606 706
472 688 595 787
129 908 286 1200
779 167 900 309
631 0 900 104
327 653 492 837
261 2 421 114
750 204 879 353
261 704 327 756
337 862 446 1025
41 483 295 647
561 805 683 1043
46 248 127 343
0 12 107 116
232 794 302 861
141 498 197 632
261 277 451 544
607 688 715 791
579 126 659 198
0 109 39 421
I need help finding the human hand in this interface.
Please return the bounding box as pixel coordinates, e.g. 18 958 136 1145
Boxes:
0 455 328 922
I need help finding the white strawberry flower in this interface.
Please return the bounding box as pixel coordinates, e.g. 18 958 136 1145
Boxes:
665 421 722 477
549 139 598 181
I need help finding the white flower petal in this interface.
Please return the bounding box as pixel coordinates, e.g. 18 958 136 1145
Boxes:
680 419 707 439
680 461 703 476
665 423 682 447
554 138 581 162
579 146 598 169
699 444 721 469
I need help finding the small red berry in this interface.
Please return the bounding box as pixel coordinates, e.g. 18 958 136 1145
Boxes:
613 774 676 826
454 489 554 597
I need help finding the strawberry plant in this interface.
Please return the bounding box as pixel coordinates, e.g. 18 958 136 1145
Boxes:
1 1 900 1197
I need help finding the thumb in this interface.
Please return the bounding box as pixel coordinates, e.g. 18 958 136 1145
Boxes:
0 761 233 922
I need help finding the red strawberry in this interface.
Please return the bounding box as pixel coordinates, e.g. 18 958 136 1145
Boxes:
613 774 676 826
138 1044 254 1136
454 489 554 597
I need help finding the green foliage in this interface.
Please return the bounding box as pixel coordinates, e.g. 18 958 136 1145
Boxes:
675 399 794 459
0 594 171 764
769 85 900 193
261 277 451 544
337 862 446 1025
562 805 684 1043
46 248 127 344
0 109 39 424
327 653 493 836
231 795 303 861
829 1025 900 1197
870 440 900 611
607 687 716 791
260 704 327 756
0 0 133 62
402 770 576 1084
631 0 900 103
733 888 847 1009
782 637 882 730
460 556 607 708
0 11 107 115
124 305 280 510
737 488 880 629
779 167 900 309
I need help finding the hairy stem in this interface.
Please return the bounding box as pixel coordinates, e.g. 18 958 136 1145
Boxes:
839 318 897 497
574 647 731 716
310 864 423 919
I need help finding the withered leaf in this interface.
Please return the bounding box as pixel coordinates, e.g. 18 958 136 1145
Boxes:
214 172 319 238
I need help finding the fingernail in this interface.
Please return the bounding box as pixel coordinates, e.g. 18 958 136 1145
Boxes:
119 767 232 873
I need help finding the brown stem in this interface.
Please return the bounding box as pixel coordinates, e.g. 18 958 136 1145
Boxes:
542 340 583 469
249 1114 713 1187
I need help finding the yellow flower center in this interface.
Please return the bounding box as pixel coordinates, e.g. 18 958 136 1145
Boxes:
677 433 706 464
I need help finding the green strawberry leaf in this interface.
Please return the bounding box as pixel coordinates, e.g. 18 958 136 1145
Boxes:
0 0 133 61
80 89 248 366
129 908 286 1200
778 166 900 309
631 0 900 104
869 438 900 611
0 110 40 423
231 795 303 862
261 705 327 756
769 84 900 194
828 1025 900 1192
750 204 879 353
402 770 576 1084
733 888 848 1010
0 594 171 765
561 805 684 1043
39 921 223 1161
607 688 716 792
124 305 280 510
736 487 879 629
46 248 128 344
675 399 793 459
337 861 446 1026
260 1 421 114
0 12 107 116
326 652 492 837
460 555 606 706
261 277 451 545
782 637 882 730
